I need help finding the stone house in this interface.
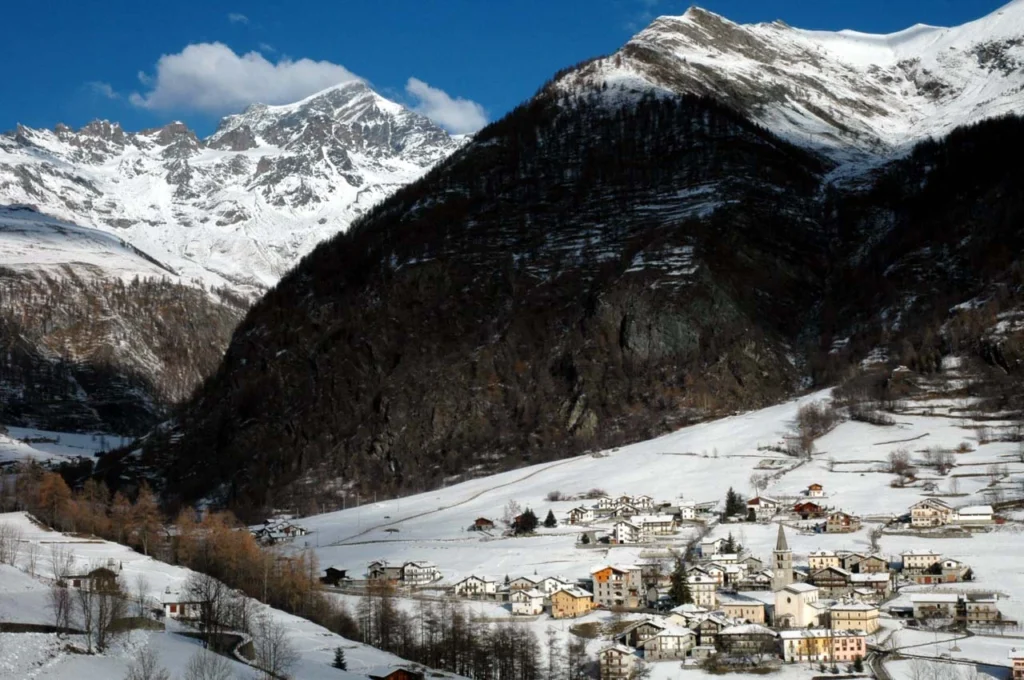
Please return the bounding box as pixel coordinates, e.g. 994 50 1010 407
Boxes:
810 566 853 598
692 614 732 647
717 624 777 659
638 627 695 661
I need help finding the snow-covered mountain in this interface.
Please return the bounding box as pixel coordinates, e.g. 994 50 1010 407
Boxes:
0 81 463 294
553 0 1024 160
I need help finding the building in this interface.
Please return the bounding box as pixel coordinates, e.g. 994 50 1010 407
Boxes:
551 588 594 619
746 497 780 521
631 515 676 538
687 572 718 609
321 566 349 586
1009 650 1024 680
538 577 575 596
638 627 695 661
808 551 841 571
634 495 655 511
849 573 891 599
666 603 709 628
848 554 888 574
510 589 545 615
617 619 668 647
826 512 862 533
718 624 778 659
772 524 794 592
911 594 960 620
471 517 496 531
954 505 994 525
401 562 440 585
367 561 403 583
965 595 1000 625
701 537 728 558
591 565 643 608
775 583 823 629
595 496 617 511
612 521 642 544
677 502 697 521
910 499 955 528
568 507 595 525
693 613 732 647
810 566 853 598
453 576 497 598
780 629 866 663
369 669 424 680
508 577 538 591
162 590 203 620
830 602 880 634
599 645 637 680
901 550 942 574
67 567 119 591
794 502 826 519
807 484 825 498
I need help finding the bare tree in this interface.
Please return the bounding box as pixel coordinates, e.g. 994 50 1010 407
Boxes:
868 526 883 553
502 499 523 533
49 544 75 583
949 476 961 496
749 473 768 496
253 611 299 680
0 522 23 565
183 649 234 680
125 645 171 680
185 572 231 648
23 541 40 576
133 573 151 618
75 583 96 653
888 448 913 476
74 571 127 653
48 583 72 635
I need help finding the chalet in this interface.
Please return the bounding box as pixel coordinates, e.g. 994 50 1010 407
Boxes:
638 627 695 661
67 567 119 591
401 561 440 585
847 554 888 574
735 569 773 591
551 587 594 619
691 613 731 647
826 512 862 533
471 517 496 531
849 572 891 598
369 669 424 680
615 494 635 508
910 498 955 528
252 520 309 545
830 602 880 634
954 505 994 525
610 504 640 519
718 593 766 624
676 502 697 521
964 594 1000 625
508 577 538 591
599 644 637 680
538 577 575 595
793 502 826 519
780 629 866 663
617 618 667 647
718 624 777 658
742 556 764 572
453 576 497 598
630 514 676 537
901 549 941 574
807 483 825 498
633 495 655 511
595 496 617 511
567 507 595 525
162 589 203 620
666 603 709 627
910 558 972 585
591 565 643 608
321 566 349 586
809 566 853 598
746 497 780 521
510 589 544 616
808 550 841 571
367 561 403 582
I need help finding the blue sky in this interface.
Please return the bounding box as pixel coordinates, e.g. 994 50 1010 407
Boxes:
0 0 1009 136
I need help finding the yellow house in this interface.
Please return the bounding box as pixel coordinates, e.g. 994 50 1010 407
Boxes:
830 603 880 634
551 587 594 619
719 595 766 624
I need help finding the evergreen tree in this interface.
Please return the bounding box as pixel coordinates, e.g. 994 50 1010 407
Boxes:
723 532 736 554
853 656 864 673
580 533 590 545
724 487 745 517
332 647 347 670
543 510 557 528
516 508 539 535
669 558 692 605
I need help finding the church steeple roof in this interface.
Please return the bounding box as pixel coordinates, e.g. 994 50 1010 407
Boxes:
775 524 790 552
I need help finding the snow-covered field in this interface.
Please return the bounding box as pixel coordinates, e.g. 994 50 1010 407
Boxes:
0 512 451 680
0 426 131 463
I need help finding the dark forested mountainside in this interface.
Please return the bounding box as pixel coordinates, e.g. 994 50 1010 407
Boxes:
0 274 245 434
137 93 830 514
129 90 1024 518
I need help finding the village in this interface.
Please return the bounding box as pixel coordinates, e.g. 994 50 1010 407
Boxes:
302 483 1015 679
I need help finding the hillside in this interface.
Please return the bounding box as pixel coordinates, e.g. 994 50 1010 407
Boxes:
133 2 1024 516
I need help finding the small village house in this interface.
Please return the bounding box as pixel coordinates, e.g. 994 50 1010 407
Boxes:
471 517 496 531
453 576 497 598
965 594 1000 625
368 669 424 680
719 594 766 624
826 512 862 533
67 567 119 591
162 589 203 620
567 507 595 525
551 587 594 619
510 589 544 616
793 502 826 520
780 629 866 663
692 613 731 647
599 644 637 680
617 619 667 647
401 561 440 585
665 603 709 628
746 497 780 521
849 572 892 599
508 576 538 591
1009 649 1024 680
912 594 960 620
808 551 841 571
954 505 994 525
612 520 642 544
901 550 942 574
910 499 955 528
700 537 727 558
367 561 403 583
638 627 695 661
809 566 853 598
718 624 778 660
807 483 825 498
830 602 880 634
686 572 718 609
321 566 349 586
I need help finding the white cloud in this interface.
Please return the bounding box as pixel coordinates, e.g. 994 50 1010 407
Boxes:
405 78 487 135
258 42 276 54
227 12 249 24
87 81 119 99
129 42 360 113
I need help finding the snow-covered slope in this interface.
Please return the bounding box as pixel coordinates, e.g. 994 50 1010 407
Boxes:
0 81 463 294
554 0 1024 159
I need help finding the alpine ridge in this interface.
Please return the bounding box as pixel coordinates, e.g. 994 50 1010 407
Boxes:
115 4 1024 516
